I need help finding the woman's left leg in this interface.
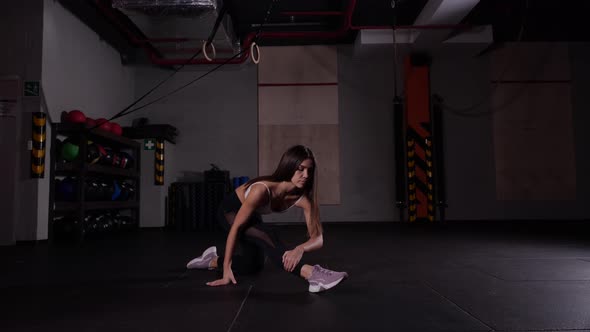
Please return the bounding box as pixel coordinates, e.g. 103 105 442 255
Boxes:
239 222 305 277
240 223 349 292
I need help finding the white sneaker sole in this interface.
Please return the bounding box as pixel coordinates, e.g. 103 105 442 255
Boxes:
186 246 217 270
308 275 346 293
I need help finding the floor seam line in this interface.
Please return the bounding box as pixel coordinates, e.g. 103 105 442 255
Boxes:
421 280 497 332
227 284 253 332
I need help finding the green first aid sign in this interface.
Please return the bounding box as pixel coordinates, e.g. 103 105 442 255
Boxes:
144 139 155 150
24 81 40 97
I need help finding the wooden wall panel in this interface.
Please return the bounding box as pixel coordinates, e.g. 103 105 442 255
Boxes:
492 44 575 200
258 46 340 204
259 125 340 204
258 85 338 125
493 83 576 200
491 43 570 81
258 46 337 84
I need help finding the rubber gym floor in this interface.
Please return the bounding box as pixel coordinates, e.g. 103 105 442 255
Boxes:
2 221 590 332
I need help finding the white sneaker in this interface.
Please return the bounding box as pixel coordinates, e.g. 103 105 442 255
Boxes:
307 265 348 293
186 246 217 270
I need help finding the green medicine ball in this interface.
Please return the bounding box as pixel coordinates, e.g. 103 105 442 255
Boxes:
61 142 79 161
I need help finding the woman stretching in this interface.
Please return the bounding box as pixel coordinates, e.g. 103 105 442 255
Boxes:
186 145 348 293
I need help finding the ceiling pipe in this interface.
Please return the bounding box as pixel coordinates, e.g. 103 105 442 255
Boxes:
96 0 472 66
281 11 344 16
94 0 356 66
159 47 235 54
351 24 472 31
143 0 358 66
140 37 193 43
95 0 251 65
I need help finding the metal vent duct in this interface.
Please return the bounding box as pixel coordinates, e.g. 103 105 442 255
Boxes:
112 0 239 59
112 0 217 16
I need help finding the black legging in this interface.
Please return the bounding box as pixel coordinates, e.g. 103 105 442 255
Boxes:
216 191 304 276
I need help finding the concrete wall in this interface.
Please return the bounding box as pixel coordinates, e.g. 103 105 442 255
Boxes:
37 0 135 239
431 43 590 220
4 0 590 241
132 47 400 224
430 48 498 219
139 142 177 228
42 0 135 123
133 43 590 224
570 43 590 214
0 77 21 245
131 65 258 227
317 46 399 222
0 1 44 243
1 0 141 242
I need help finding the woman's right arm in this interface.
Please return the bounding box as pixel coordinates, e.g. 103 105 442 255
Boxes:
206 184 268 286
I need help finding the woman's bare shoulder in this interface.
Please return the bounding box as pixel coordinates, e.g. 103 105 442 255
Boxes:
242 183 270 206
295 194 311 209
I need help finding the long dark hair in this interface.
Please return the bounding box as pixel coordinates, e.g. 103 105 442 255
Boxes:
245 145 322 237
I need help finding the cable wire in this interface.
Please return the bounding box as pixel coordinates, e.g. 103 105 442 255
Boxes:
391 0 400 98
441 0 537 118
108 0 278 123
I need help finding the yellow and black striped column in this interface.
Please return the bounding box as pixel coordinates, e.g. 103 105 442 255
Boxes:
404 55 434 222
155 138 165 185
31 112 46 178
407 136 417 222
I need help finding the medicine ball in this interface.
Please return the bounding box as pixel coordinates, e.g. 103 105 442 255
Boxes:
111 180 122 201
61 142 79 162
85 117 97 128
56 177 76 201
110 123 123 136
95 118 111 132
67 110 86 124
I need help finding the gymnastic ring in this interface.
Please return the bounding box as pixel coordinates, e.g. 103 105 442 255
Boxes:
250 42 260 64
202 41 216 61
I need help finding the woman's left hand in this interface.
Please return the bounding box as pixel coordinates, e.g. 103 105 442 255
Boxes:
282 246 304 272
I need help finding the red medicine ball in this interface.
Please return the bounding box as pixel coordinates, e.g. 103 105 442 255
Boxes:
68 110 86 123
85 117 97 128
95 118 112 132
110 123 123 136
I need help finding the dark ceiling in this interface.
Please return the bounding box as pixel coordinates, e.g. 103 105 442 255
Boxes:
229 0 590 44
462 0 590 42
228 0 429 45
58 0 590 66
229 0 429 33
